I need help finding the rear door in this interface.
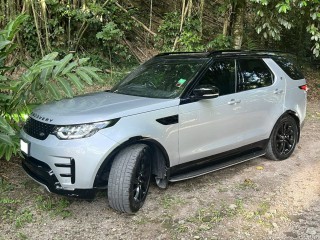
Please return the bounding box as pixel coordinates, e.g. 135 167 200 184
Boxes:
233 58 286 142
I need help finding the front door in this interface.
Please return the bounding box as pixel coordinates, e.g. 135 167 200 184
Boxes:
178 59 239 164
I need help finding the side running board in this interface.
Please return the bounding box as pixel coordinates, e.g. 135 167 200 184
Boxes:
169 150 265 182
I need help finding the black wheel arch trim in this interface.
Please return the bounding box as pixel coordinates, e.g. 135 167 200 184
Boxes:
93 136 170 188
270 110 301 142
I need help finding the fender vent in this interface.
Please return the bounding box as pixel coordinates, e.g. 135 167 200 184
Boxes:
156 115 179 125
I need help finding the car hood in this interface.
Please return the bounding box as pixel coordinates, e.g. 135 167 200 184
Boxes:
30 92 180 125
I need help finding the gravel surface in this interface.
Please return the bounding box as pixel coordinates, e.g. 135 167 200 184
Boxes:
1 103 319 240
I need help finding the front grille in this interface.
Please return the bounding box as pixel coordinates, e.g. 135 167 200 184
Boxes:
24 118 55 140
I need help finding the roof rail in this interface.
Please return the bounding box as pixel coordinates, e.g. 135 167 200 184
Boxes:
209 49 285 56
155 51 210 57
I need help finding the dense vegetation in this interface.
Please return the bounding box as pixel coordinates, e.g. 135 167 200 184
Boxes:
0 0 319 160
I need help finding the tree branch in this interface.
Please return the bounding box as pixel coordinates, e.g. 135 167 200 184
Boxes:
115 2 156 36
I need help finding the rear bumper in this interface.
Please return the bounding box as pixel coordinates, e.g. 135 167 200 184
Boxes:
22 155 96 199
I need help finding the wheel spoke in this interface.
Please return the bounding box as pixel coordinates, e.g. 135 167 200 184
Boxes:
131 155 151 203
284 141 291 152
281 123 286 135
279 142 286 154
133 186 140 200
286 137 294 145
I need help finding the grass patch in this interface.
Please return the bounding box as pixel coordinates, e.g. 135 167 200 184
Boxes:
244 201 274 227
0 197 20 204
161 194 186 209
189 199 245 225
2 207 33 228
0 177 15 192
36 195 72 218
17 232 29 240
236 178 259 190
15 209 33 228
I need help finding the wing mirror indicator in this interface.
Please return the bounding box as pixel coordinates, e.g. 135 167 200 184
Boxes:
193 86 220 99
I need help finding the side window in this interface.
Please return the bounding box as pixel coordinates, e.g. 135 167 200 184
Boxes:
237 59 273 92
272 57 304 80
197 60 236 96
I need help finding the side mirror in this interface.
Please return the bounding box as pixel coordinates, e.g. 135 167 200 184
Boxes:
193 85 219 99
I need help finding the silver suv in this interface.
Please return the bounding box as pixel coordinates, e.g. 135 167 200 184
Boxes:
20 51 307 213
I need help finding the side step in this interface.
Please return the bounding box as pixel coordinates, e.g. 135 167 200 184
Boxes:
169 150 265 182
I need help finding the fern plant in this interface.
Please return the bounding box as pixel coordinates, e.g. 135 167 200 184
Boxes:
0 15 103 161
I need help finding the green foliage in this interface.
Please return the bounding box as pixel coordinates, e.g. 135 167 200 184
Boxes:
20 17 39 56
15 209 33 228
0 15 103 161
0 15 28 63
36 195 72 218
96 22 131 63
207 34 232 50
97 22 123 42
251 0 320 56
155 12 181 51
156 12 204 52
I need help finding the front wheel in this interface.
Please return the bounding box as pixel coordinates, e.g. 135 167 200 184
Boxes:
265 115 299 161
108 144 152 213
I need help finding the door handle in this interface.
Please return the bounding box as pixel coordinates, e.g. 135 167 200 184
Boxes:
274 89 284 94
228 99 241 105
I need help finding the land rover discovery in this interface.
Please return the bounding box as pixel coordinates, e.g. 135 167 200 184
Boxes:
20 50 308 213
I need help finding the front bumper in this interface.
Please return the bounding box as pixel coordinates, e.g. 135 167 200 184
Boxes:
22 155 96 199
20 129 119 193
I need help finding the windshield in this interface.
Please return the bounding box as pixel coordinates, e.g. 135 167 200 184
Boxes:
111 58 208 98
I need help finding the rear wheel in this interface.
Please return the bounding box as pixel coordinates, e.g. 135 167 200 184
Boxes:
265 115 299 161
108 144 152 213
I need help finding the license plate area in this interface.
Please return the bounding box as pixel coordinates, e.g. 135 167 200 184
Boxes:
20 139 29 155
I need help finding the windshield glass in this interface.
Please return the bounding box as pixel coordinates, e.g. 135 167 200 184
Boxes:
111 58 208 98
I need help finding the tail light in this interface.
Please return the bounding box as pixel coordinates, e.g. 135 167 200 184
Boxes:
299 84 309 91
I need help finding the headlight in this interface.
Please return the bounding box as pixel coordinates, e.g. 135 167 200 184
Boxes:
53 119 119 140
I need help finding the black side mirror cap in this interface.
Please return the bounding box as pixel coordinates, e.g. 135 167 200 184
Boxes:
193 86 219 99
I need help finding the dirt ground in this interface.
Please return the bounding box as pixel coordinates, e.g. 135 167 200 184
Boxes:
1 103 320 240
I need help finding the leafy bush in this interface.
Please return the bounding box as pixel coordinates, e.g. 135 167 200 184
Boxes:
155 12 203 52
206 34 232 51
0 15 103 161
96 22 131 64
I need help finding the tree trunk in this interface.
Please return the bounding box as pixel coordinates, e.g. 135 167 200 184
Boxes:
172 0 187 51
222 3 232 36
187 0 193 17
199 0 204 37
0 0 5 27
40 0 51 52
30 0 44 56
231 0 246 50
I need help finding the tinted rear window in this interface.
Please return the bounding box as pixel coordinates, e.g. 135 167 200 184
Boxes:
237 59 273 91
273 57 304 80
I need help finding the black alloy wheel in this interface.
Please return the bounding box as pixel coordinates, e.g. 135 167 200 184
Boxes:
132 152 151 205
275 121 295 156
108 144 152 213
265 115 299 161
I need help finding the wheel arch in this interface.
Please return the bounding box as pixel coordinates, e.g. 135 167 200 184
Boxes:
270 110 301 142
93 136 170 188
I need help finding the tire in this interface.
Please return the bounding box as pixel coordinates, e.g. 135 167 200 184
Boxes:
265 115 299 161
107 144 152 213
